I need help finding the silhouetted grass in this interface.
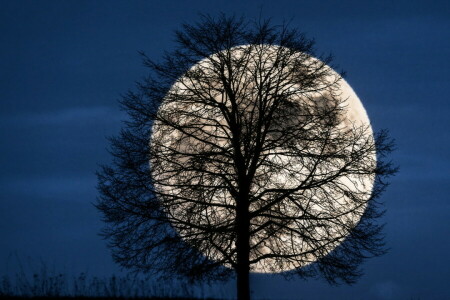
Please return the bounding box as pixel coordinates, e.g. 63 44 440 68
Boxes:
0 262 228 299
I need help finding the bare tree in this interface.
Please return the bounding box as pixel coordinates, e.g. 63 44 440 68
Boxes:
97 15 397 300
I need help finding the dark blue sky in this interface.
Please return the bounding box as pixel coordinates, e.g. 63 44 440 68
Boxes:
1 1 449 299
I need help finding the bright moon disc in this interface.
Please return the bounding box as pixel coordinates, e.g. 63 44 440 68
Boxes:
150 45 376 273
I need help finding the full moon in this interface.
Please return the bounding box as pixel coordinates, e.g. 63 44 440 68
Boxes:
150 45 375 273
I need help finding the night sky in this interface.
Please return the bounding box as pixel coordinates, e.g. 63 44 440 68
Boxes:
1 1 449 299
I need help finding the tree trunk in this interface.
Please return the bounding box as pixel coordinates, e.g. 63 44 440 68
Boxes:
236 261 250 300
233 124 251 300
236 193 250 300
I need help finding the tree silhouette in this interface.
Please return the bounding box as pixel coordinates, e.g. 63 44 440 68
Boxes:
96 15 397 300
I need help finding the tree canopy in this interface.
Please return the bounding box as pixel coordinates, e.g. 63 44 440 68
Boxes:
97 15 397 300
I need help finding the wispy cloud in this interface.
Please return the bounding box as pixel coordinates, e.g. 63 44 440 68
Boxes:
1 106 125 126
0 175 97 200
